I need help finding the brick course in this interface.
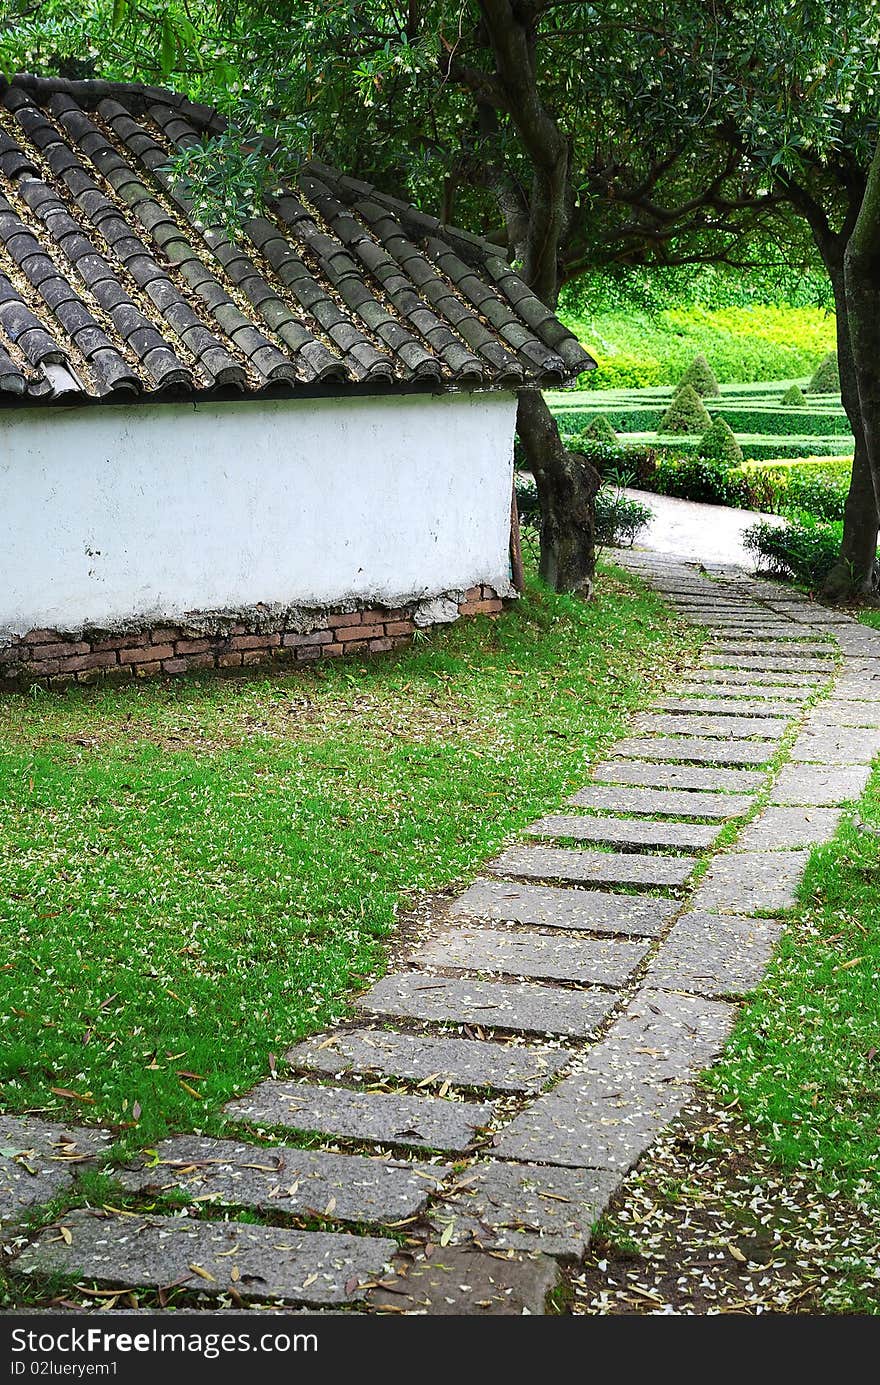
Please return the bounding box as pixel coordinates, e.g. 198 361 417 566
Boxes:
0 588 506 692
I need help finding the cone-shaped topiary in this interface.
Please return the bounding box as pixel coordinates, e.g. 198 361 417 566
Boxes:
677 353 720 398
659 384 713 435
781 383 808 406
808 351 840 394
582 414 620 448
697 415 743 466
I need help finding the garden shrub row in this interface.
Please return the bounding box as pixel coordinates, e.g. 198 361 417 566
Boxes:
555 403 852 437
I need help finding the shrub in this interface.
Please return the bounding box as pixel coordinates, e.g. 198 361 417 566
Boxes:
595 484 653 548
781 383 808 406
742 515 843 586
808 351 840 394
678 352 720 397
659 384 712 435
650 454 750 506
697 416 743 465
515 471 540 526
582 414 620 448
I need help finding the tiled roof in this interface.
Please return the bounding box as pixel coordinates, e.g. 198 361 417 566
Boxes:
0 73 594 404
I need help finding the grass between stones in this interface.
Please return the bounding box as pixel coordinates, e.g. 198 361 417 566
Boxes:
0 565 699 1145
572 763 880 1315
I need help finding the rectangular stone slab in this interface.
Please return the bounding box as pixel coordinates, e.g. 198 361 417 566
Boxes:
567 784 753 819
439 1160 619 1259
411 926 647 986
526 813 720 850
0 1116 110 1229
733 806 843 851
789 725 880 764
592 760 766 792
368 1245 558 1315
449 878 675 936
813 701 880 728
685 669 825 687
632 713 788 738
287 1027 567 1092
358 972 617 1038
701 654 835 672
612 737 774 765
831 679 880 701
656 697 801 717
490 844 696 888
642 911 783 997
118 1135 449 1223
675 682 810 702
689 849 810 913
769 763 871 806
493 989 734 1170
707 641 835 657
13 1209 394 1305
226 1080 494 1152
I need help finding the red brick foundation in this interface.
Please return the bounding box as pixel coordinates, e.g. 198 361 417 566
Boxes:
0 586 505 691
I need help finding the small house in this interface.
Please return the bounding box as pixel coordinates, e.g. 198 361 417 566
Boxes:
0 74 590 688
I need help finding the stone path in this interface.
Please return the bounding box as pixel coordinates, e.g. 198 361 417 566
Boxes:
5 553 880 1314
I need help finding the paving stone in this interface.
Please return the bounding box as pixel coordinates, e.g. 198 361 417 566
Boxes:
411 926 647 986
493 989 734 1170
789 725 880 764
593 760 766 792
642 911 783 997
769 763 871 806
438 1161 619 1258
449 878 675 936
526 813 720 850
690 849 810 913
633 712 788 738
612 736 774 765
733 806 843 851
831 630 880 656
13 1209 394 1305
686 668 826 687
491 844 696 887
707 640 835 657
117 1135 449 1222
813 701 880 728
287 1027 567 1092
656 697 800 717
227 1081 494 1152
701 653 836 672
358 973 617 1039
369 1246 558 1314
832 678 880 701
675 681 811 701
567 783 753 819
0 1117 111 1228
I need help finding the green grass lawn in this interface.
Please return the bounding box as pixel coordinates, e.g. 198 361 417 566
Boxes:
0 567 696 1144
707 772 880 1213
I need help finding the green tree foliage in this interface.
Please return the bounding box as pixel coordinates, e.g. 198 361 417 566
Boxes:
678 353 720 398
781 383 809 406
581 414 620 449
697 416 744 465
808 352 842 395
659 385 712 436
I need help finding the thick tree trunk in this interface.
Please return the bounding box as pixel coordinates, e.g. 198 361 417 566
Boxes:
822 261 878 600
842 134 880 602
516 389 601 593
477 1 591 591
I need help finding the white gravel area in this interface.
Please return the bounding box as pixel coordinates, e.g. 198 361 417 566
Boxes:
625 488 786 567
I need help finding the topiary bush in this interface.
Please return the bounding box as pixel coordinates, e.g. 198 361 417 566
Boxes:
742 515 843 586
678 352 720 397
581 414 620 448
781 383 808 406
808 351 840 394
697 416 743 465
658 384 712 435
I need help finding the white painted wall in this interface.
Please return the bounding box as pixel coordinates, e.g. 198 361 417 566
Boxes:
0 390 516 636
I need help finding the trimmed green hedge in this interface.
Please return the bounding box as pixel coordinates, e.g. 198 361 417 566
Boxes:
556 403 851 438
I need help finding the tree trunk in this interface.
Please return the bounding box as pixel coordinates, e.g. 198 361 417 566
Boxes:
477 1 593 591
822 261 878 599
842 134 880 602
516 389 601 593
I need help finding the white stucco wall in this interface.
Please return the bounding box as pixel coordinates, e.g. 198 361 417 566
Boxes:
0 390 517 636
